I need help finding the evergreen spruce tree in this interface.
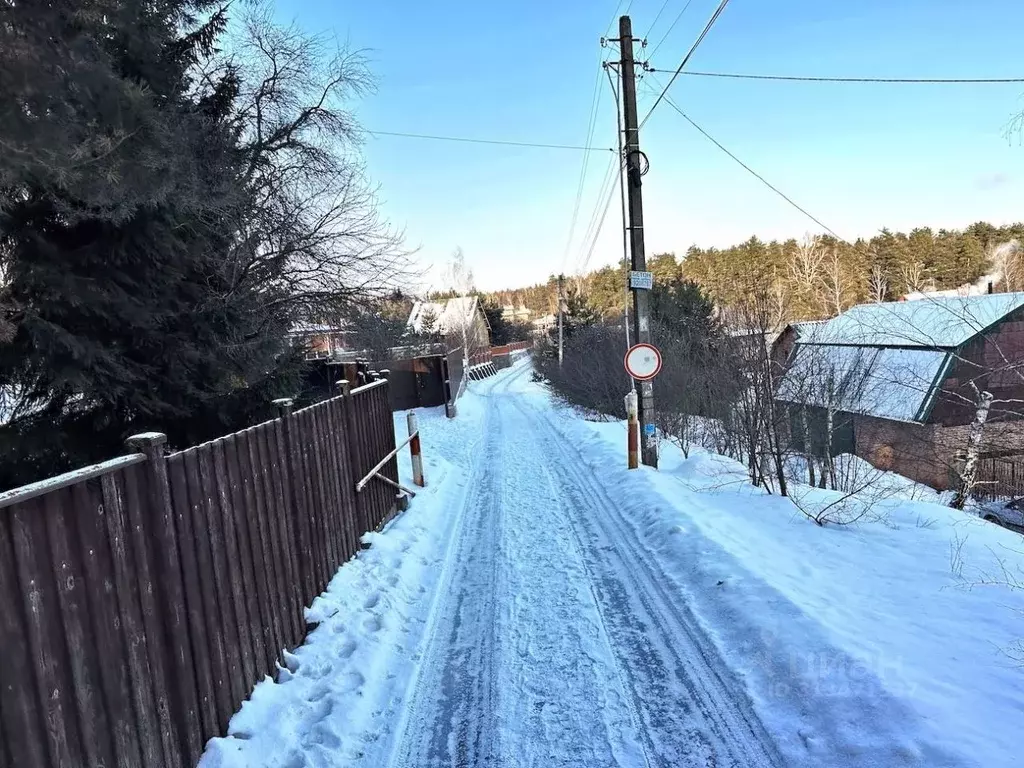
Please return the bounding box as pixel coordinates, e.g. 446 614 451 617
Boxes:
0 1 297 485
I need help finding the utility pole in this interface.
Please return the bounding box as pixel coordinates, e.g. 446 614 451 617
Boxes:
619 15 657 468
557 273 565 366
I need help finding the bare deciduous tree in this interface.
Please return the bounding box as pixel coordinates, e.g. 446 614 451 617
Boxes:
818 244 853 316
208 8 409 330
868 264 888 303
901 261 927 296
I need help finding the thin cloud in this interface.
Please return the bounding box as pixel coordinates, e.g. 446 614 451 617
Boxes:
975 172 1013 191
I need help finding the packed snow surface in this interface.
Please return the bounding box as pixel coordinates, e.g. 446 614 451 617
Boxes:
201 359 1024 767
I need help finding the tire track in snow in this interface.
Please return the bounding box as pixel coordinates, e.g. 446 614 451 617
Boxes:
512 396 785 768
385 373 508 768
386 363 647 767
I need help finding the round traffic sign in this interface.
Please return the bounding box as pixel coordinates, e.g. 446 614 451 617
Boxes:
624 343 662 381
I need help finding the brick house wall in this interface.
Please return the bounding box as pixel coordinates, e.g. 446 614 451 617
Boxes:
853 414 946 488
931 313 1024 426
854 414 1024 491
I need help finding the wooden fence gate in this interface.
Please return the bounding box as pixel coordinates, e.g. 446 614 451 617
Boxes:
0 380 398 767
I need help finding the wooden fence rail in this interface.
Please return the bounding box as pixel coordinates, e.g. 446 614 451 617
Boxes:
973 454 1024 502
0 382 399 767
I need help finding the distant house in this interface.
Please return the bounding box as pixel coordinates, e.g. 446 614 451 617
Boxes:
288 322 354 360
531 314 557 335
501 305 532 323
773 294 1024 489
407 296 491 354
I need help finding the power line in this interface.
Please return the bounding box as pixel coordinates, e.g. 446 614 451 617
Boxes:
574 151 622 275
651 85 851 243
646 69 1024 84
644 0 674 41
561 62 608 272
640 0 733 128
364 130 615 152
577 160 623 276
604 0 631 36
648 0 696 58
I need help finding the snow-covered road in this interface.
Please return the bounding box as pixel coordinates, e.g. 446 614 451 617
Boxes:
204 359 1009 768
386 364 781 767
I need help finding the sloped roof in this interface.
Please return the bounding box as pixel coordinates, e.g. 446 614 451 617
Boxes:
777 344 950 423
407 296 481 334
796 293 1024 349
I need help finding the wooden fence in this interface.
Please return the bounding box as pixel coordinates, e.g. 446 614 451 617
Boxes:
973 453 1024 502
0 380 398 768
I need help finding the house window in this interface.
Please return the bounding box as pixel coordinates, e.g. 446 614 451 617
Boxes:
788 405 856 457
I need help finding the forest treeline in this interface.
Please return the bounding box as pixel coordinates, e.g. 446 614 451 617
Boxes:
486 221 1024 323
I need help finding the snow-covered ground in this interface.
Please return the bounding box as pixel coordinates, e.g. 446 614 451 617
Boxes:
560 415 1024 768
201 358 1024 767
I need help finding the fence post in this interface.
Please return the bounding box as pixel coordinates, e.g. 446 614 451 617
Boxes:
441 355 457 418
125 431 201 765
407 413 425 487
624 391 639 470
337 380 368 534
272 397 315 602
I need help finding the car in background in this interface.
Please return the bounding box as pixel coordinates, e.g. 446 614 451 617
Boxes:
981 499 1024 534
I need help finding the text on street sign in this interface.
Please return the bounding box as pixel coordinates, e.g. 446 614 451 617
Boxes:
629 270 654 290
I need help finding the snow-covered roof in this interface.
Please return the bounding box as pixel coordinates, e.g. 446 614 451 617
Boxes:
778 344 950 422
796 293 1024 349
289 322 351 335
407 297 481 334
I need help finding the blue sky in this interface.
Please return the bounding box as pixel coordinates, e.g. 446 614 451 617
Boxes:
275 0 1024 291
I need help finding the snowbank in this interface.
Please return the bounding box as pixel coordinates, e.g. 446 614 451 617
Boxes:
550 394 1024 768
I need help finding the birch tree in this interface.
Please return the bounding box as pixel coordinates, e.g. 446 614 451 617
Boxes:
950 385 994 510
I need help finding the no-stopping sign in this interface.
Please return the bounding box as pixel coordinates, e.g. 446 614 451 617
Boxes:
624 343 662 381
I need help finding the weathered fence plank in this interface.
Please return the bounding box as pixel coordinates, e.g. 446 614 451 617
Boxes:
324 401 353 562
196 443 247 710
184 448 234 731
307 409 333 588
167 453 220 743
0 510 49 768
122 462 181 767
235 429 279 674
44 489 115 768
101 472 164 767
226 434 270 677
267 419 304 646
283 409 315 604
214 438 261 690
74 479 144 768
245 427 287 665
312 407 340 574
9 499 84 766
315 407 342 572
306 409 332 591
332 398 360 559
129 434 203 765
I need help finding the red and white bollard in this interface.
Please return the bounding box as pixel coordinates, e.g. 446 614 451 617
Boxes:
407 412 425 487
625 390 639 470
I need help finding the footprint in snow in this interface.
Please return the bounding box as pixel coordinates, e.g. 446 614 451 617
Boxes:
338 671 365 693
334 639 357 660
362 615 382 633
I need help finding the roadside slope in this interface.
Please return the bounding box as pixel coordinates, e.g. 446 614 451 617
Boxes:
518 373 1023 768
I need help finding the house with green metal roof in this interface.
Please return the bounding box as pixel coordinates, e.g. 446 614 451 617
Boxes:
773 293 1024 491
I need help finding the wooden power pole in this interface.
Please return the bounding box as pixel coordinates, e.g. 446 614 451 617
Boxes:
557 273 565 366
619 15 658 468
